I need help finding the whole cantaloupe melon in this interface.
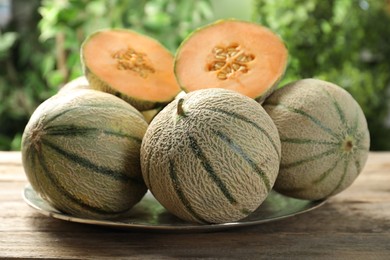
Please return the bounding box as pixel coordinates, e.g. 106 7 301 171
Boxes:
141 88 281 224
263 78 370 200
21 89 148 219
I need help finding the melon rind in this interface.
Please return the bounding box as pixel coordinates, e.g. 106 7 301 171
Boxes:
21 89 148 219
83 67 167 111
141 88 281 224
263 78 370 200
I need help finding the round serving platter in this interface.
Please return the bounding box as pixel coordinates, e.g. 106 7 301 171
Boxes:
23 185 326 232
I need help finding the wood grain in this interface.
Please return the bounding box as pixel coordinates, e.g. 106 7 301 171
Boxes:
0 151 389 259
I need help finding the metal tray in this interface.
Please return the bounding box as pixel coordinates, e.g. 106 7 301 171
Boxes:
23 185 326 232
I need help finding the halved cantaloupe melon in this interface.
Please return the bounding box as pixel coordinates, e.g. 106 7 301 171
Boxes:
174 20 288 103
81 29 181 111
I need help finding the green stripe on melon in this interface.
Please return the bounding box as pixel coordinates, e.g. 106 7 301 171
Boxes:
22 89 148 219
211 128 272 191
141 88 281 224
168 159 209 224
45 125 143 143
203 107 281 160
188 133 237 205
36 152 128 215
263 78 370 200
41 139 140 183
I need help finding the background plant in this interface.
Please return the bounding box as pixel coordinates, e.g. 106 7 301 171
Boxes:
0 0 389 150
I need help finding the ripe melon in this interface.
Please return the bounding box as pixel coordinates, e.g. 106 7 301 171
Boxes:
174 20 288 103
21 89 148 219
81 29 181 111
141 88 281 224
263 79 370 200
58 76 90 93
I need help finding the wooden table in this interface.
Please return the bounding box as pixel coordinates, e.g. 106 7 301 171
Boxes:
1 151 389 259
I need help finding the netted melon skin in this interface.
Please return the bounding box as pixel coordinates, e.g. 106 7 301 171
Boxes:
141 88 281 224
22 89 148 219
264 78 370 200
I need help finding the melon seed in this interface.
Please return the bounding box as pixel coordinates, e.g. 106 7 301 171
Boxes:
208 43 255 80
112 47 155 78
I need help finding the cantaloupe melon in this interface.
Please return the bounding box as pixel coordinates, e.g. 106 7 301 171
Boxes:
81 29 181 111
21 89 148 219
174 20 288 103
141 88 281 224
263 79 370 200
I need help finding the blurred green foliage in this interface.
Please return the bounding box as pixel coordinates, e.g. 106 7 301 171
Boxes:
0 0 389 150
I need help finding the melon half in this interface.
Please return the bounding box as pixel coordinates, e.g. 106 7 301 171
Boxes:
174 20 288 103
81 29 181 111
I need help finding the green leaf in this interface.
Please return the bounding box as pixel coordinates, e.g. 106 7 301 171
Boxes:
41 55 56 76
46 70 65 89
0 32 18 58
10 133 22 151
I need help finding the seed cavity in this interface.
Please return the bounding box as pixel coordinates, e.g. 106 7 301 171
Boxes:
112 47 155 78
208 43 254 80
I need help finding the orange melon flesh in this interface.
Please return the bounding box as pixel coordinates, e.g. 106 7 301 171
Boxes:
82 29 180 104
174 20 288 101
